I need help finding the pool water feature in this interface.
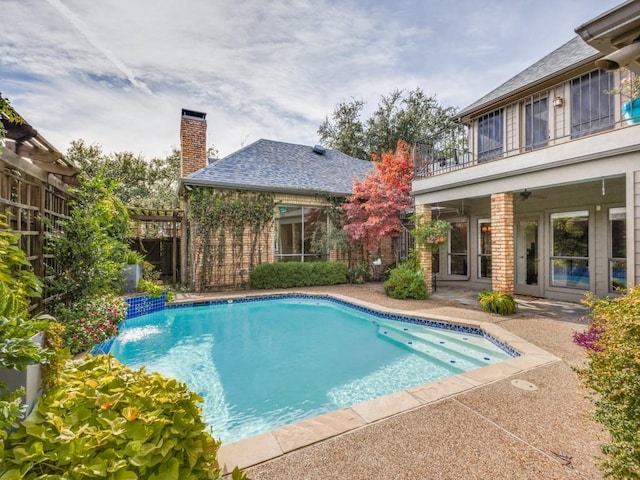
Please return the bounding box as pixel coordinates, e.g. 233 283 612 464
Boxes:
107 296 514 444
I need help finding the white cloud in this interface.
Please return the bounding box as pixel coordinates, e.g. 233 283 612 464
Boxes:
0 0 625 159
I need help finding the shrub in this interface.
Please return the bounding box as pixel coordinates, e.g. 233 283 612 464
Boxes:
383 261 427 300
250 262 347 289
576 286 640 479
477 290 517 315
56 294 128 355
347 262 371 284
137 278 164 297
46 175 131 305
1 354 229 479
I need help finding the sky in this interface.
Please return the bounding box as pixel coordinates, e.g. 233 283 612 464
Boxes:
0 0 625 160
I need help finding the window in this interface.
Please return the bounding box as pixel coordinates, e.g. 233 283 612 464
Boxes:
275 206 328 262
448 220 468 276
570 70 614 139
550 211 589 288
478 219 491 278
477 110 503 162
609 207 626 292
525 97 548 150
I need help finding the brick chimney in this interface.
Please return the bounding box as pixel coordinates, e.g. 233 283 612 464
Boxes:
180 109 207 177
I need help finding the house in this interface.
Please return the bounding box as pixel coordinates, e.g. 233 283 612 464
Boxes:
1 103 79 308
411 1 640 302
178 109 375 291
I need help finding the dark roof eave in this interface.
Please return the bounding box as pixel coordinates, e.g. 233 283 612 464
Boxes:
452 53 602 123
179 178 351 197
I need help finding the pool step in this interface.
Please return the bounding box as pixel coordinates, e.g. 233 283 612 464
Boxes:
375 324 495 371
375 318 509 361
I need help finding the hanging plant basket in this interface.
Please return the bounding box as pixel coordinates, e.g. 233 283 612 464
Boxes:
411 216 451 252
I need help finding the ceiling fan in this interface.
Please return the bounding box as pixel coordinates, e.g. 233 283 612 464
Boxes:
519 189 546 201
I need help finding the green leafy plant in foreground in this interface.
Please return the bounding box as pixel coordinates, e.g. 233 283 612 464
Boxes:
576 286 640 479
477 290 517 315
0 214 55 450
1 355 228 479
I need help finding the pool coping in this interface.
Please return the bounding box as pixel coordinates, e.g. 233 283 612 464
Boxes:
168 291 560 474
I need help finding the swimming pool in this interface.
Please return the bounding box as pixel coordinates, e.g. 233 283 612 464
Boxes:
106 295 515 444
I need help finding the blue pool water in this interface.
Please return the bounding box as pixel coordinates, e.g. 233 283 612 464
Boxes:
107 297 513 443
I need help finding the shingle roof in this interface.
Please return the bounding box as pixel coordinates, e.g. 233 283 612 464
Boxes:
456 36 600 119
183 139 374 196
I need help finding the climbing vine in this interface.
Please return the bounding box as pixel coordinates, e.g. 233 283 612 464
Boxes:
186 188 276 290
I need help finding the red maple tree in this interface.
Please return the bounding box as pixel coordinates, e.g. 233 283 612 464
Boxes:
342 139 414 253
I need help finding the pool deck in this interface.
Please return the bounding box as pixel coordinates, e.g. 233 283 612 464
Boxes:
175 284 604 480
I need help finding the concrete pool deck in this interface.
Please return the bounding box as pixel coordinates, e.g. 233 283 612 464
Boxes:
175 284 605 479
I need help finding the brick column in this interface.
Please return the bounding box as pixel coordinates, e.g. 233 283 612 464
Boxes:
491 192 514 294
415 203 433 294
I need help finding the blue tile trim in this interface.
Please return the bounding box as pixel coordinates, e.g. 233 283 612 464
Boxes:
126 292 167 319
92 292 519 358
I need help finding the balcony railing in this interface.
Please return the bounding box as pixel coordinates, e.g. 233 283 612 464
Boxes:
414 69 640 180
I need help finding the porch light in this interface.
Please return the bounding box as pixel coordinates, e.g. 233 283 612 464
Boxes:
553 96 564 108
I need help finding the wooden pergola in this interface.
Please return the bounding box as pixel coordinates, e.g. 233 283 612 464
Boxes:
128 207 183 285
1 112 79 310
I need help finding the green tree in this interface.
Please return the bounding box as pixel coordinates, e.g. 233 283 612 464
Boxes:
0 95 24 155
66 140 181 208
317 99 368 160
318 87 458 160
46 175 131 305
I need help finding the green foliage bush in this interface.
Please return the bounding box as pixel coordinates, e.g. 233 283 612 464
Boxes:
46 175 131 305
250 262 347 289
56 294 128 355
1 355 225 479
577 286 640 479
477 290 517 315
383 261 427 300
347 262 371 284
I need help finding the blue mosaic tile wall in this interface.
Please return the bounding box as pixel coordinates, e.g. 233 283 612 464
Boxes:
126 292 167 319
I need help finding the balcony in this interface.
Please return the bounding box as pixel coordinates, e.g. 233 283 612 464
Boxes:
414 69 640 180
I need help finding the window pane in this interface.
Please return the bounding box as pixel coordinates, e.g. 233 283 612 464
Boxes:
610 207 626 258
525 98 548 149
551 211 589 257
478 110 503 162
550 210 589 288
610 260 627 291
551 259 589 288
478 219 491 279
479 256 492 278
609 207 626 291
304 208 328 261
450 255 468 276
450 221 468 254
570 70 614 139
448 220 468 276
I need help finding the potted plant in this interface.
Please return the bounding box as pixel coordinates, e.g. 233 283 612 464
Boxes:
411 215 452 252
607 69 640 124
123 250 144 293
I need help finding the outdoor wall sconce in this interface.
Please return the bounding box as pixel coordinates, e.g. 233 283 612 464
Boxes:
553 96 564 107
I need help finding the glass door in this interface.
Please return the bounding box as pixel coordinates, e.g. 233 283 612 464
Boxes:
515 217 542 297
